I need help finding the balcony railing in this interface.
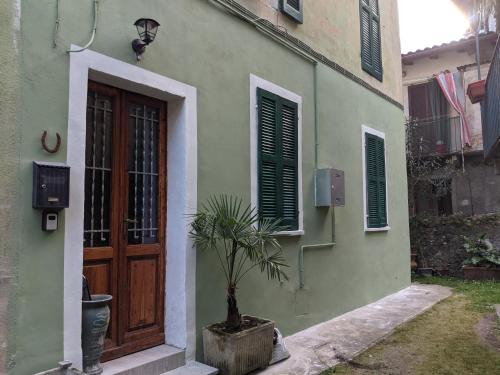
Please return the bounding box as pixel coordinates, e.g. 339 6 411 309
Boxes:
406 115 462 157
481 37 500 160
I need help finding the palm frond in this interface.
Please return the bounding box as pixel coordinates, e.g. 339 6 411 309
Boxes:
189 195 289 288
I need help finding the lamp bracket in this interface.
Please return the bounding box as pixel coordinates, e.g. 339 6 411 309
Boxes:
132 39 146 60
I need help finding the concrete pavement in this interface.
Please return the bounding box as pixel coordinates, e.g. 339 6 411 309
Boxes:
257 284 452 375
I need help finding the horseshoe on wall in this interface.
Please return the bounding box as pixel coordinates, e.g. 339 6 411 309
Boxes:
41 131 61 154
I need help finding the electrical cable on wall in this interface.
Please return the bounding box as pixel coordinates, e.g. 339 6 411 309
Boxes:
67 0 99 53
53 0 60 48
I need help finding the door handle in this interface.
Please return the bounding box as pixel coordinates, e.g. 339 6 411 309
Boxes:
124 218 138 224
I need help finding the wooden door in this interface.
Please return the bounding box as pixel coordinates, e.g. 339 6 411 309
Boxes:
83 82 167 361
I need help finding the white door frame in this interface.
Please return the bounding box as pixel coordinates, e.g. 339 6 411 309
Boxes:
65 47 198 368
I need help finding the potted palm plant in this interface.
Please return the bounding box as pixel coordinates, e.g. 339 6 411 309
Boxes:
190 195 289 375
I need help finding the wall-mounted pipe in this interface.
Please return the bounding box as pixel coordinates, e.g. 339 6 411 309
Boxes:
475 31 482 80
53 0 60 48
67 0 99 53
314 62 319 168
297 63 337 289
299 207 336 289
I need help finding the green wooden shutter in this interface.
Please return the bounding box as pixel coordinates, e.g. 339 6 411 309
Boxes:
280 99 298 230
365 133 387 228
258 89 280 222
360 0 383 81
257 88 299 230
376 137 387 226
360 3 372 71
371 12 383 79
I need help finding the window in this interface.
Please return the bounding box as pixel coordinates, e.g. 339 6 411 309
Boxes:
360 0 383 81
280 0 303 24
407 81 459 156
257 88 299 230
363 127 388 230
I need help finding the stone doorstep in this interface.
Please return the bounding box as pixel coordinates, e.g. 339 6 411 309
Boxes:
101 345 185 375
161 361 219 375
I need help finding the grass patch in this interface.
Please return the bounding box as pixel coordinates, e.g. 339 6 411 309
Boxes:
321 277 500 375
413 275 500 312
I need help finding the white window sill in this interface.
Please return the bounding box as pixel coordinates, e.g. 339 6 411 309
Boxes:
364 226 391 232
274 230 305 237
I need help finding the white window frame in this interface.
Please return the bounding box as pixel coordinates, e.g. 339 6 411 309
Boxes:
361 125 390 232
250 74 304 236
281 0 304 23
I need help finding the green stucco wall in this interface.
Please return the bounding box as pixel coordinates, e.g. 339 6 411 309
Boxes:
195 61 409 355
8 0 409 373
8 0 67 372
0 0 21 373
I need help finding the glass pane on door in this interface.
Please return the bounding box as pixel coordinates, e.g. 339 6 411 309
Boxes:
84 91 113 248
127 103 160 245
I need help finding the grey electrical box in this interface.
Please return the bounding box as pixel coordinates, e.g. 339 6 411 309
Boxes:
32 161 70 210
315 168 345 207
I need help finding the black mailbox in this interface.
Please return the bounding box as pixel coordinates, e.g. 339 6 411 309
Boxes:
32 161 70 210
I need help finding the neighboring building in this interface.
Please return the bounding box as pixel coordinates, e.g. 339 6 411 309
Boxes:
453 0 499 33
0 0 410 374
482 35 500 160
402 32 500 216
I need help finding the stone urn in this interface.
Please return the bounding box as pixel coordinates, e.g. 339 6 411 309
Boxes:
82 294 112 375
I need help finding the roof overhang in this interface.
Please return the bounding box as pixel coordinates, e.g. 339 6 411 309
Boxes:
402 32 498 64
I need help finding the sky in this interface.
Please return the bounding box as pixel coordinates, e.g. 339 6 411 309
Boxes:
398 0 471 53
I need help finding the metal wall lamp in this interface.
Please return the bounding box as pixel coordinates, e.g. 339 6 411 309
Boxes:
132 18 160 60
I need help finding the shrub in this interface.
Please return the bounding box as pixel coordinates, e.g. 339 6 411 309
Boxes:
463 235 500 268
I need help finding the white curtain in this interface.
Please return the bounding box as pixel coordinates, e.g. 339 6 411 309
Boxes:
435 72 472 146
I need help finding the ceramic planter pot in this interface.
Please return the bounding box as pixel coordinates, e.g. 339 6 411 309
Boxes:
467 80 486 104
203 315 274 375
463 266 500 281
82 294 112 375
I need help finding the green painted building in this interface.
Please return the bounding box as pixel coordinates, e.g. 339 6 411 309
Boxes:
0 0 410 373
